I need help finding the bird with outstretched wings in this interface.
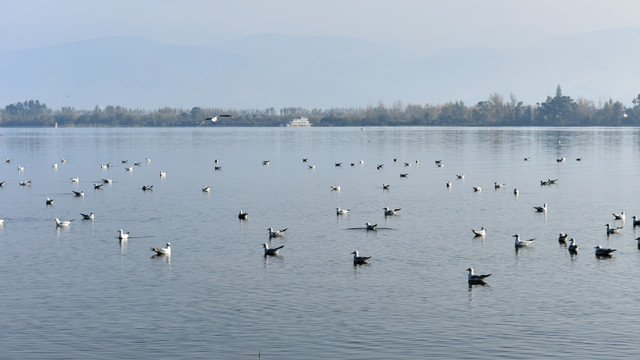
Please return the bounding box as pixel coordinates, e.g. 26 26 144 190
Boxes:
197 114 232 127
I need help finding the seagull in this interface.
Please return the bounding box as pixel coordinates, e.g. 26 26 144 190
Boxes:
557 157 566 162
197 114 232 127
80 212 94 220
400 173 408 178
238 211 248 220
471 226 486 237
54 218 74 227
404 162 411 167
612 211 625 220
435 160 442 164
19 180 31 186
308 165 316 169
494 182 505 189
568 238 579 253
336 207 350 215
351 250 371 264
330 185 341 191
473 186 481 192
335 163 342 167
446 181 451 188
594 245 616 256
632 216 640 227
456 174 464 179
146 158 151 163
71 176 79 183
94 183 103 190
533 203 547 212
377 164 384 170
262 160 270 165
142 185 153 191
383 207 401 216
214 166 222 171
558 232 568 243
72 190 84 197
122 160 128 164
150 243 171 255
513 188 519 195
17 165 25 172
636 237 640 249
45 197 54 206
302 158 308 162
0 181 4 186
160 171 167 178
134 162 142 166
605 224 622 235
268 227 288 238
382 184 390 190
102 178 113 183
125 166 133 172
365 222 378 230
540 180 550 186
118 229 129 240
548 179 558 184
60 158 67 163
466 267 491 284
513 234 535 247
263 243 284 256
202 185 212 192
0 218 5 225
100 163 108 169
52 163 58 169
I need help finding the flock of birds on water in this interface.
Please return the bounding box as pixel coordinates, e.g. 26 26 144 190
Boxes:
2 126 639 285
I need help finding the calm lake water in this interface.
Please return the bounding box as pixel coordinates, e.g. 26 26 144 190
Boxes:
1 126 640 359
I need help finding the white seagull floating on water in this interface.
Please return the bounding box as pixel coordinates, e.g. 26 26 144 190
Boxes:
46 197 54 206
268 227 288 238
513 234 535 247
102 178 113 184
494 182 505 189
118 229 130 240
533 203 547 212
336 207 350 215
142 185 153 191
202 185 212 192
605 224 622 235
471 226 486 237
94 183 103 190
151 243 171 255
473 186 481 192
263 243 284 256
351 250 371 264
568 238 579 253
330 185 341 191
72 190 84 197
558 232 568 243
71 176 79 183
365 222 377 230
160 171 167 178
81 212 94 220
466 267 491 284
594 245 616 256
612 211 625 220
383 207 401 216
197 114 232 127
55 218 73 227
513 188 519 195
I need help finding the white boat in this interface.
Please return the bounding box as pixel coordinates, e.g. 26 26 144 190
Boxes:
286 117 311 127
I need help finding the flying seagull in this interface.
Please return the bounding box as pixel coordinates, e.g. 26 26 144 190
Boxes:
197 114 232 127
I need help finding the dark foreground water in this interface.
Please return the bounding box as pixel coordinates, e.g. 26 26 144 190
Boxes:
1 127 640 359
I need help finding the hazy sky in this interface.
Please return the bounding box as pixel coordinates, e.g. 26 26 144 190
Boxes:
3 0 640 54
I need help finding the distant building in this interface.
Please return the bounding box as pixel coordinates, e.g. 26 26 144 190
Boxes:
286 117 311 127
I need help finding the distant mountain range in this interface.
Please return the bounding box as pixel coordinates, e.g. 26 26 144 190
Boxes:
1 28 639 110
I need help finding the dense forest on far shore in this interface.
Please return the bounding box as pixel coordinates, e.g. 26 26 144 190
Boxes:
2 86 640 127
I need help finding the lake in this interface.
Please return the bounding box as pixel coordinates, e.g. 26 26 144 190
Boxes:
1 126 640 359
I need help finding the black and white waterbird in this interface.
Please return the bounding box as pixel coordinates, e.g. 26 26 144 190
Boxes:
263 243 284 256
352 250 371 265
605 224 622 235
238 211 248 220
513 234 535 247
197 114 232 127
594 245 616 256
466 267 491 284
268 227 288 238
151 243 171 255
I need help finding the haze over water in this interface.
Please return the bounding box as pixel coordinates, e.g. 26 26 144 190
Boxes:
1 127 640 359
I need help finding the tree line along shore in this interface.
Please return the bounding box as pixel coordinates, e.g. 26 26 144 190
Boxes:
2 86 640 127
